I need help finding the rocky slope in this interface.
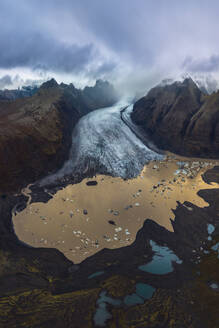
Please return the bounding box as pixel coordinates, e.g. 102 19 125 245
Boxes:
0 79 118 108
82 79 119 110
0 79 118 192
131 78 219 158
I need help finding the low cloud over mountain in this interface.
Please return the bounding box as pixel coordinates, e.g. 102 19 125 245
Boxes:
2 0 219 93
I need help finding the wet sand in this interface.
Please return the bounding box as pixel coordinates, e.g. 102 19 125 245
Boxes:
13 156 219 263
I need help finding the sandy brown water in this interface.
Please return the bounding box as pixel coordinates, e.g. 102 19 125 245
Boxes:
13 156 219 263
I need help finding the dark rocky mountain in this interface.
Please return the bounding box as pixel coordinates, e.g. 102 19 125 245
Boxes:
131 78 219 158
0 78 118 192
82 79 118 110
0 78 118 111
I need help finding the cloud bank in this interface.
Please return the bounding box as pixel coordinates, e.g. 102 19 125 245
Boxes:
1 0 219 94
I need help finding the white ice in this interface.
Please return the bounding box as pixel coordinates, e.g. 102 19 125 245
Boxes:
41 100 163 185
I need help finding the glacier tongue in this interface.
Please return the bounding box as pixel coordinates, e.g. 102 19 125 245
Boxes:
41 100 163 185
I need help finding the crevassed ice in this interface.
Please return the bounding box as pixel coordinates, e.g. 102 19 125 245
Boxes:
41 100 163 186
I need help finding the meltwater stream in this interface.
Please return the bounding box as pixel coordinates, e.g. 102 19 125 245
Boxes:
42 101 163 185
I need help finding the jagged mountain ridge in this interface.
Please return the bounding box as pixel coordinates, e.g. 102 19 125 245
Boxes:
0 78 118 109
0 78 118 191
159 74 219 95
131 78 219 158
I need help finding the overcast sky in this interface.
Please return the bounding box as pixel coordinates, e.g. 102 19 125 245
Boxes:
1 0 219 93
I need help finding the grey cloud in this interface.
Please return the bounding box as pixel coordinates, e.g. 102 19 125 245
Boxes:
183 55 219 73
1 0 219 92
85 61 118 80
0 30 95 73
0 75 13 89
0 73 48 90
0 0 99 74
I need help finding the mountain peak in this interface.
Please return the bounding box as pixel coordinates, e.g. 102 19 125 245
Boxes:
95 79 109 87
182 77 197 87
40 78 58 89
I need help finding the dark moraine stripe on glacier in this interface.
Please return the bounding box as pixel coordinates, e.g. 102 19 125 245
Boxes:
41 101 163 185
121 104 162 154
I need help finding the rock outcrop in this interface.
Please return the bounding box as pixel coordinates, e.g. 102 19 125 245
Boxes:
0 79 118 192
131 78 219 158
0 78 118 110
0 82 78 192
82 79 118 110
